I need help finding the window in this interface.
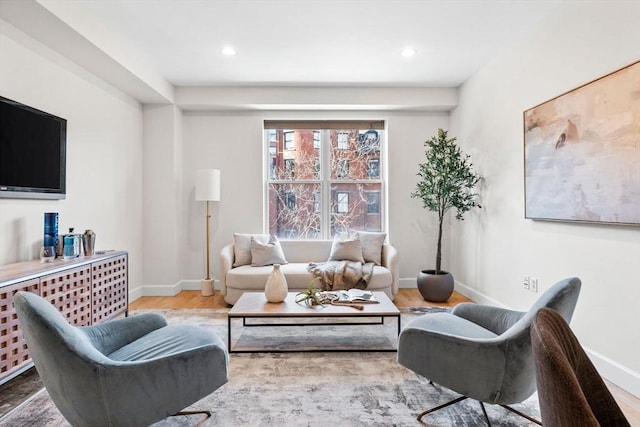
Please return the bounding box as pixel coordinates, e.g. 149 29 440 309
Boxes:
312 158 320 179
284 159 295 179
336 192 349 213
337 159 349 178
284 131 295 150
313 191 320 213
366 191 380 214
368 158 380 178
359 129 380 153
269 157 277 179
285 191 296 209
268 130 277 178
337 132 349 150
265 121 385 238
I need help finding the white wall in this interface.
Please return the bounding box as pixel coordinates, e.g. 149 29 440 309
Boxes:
177 108 449 291
449 1 640 395
0 22 144 294
139 104 184 298
181 112 264 290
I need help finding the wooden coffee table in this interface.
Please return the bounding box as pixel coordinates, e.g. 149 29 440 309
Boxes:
227 291 400 353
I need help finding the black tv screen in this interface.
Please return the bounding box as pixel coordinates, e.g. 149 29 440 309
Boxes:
0 96 67 199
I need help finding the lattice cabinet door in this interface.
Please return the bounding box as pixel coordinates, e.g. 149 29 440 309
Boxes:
40 266 92 326
0 279 39 382
92 254 128 324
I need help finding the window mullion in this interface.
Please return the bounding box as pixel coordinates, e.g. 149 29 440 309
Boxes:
321 129 331 239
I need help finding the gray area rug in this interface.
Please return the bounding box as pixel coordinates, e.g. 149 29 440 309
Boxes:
1 307 540 426
0 367 42 419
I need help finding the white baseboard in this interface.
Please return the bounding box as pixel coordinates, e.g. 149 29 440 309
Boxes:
128 287 143 303
401 277 508 307
180 280 202 291
138 282 183 297
398 278 416 289
586 346 640 398
453 280 509 308
180 279 221 291
135 280 221 297
454 279 640 398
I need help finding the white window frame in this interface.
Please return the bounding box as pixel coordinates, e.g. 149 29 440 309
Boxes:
264 122 386 239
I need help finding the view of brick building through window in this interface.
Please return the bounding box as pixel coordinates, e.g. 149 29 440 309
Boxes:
267 127 383 238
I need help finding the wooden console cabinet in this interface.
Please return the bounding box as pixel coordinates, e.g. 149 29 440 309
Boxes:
0 251 128 385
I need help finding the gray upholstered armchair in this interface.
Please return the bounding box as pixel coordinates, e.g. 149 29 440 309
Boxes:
398 277 581 425
14 291 229 427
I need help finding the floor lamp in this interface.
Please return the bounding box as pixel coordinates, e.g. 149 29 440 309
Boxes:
196 169 220 296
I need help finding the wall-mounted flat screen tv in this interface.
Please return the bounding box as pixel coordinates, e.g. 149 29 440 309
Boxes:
0 96 67 200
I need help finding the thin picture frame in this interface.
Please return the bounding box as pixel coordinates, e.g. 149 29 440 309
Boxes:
523 60 640 226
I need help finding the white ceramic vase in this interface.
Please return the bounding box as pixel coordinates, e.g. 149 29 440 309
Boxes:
265 264 288 303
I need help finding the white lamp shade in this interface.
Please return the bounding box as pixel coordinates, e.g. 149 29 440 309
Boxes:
195 169 221 201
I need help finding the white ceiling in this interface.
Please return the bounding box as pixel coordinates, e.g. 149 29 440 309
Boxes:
49 0 564 88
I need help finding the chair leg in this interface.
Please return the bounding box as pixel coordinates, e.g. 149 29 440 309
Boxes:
171 409 212 427
417 396 468 422
499 404 542 425
417 396 541 426
479 402 492 426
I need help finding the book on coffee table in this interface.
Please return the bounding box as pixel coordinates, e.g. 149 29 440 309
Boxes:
327 289 379 304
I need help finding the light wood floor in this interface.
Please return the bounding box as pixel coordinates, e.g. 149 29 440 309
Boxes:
129 288 474 310
130 289 639 424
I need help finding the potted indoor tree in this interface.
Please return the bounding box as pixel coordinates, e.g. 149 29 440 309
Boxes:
411 128 481 301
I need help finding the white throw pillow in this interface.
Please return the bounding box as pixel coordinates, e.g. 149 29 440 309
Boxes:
250 235 288 266
328 233 365 263
358 231 387 265
233 233 269 267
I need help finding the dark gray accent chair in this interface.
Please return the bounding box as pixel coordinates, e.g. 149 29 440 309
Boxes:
398 277 581 425
532 307 630 427
13 291 229 427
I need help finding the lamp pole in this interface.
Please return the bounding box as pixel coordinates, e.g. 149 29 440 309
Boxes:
196 169 220 296
205 200 211 281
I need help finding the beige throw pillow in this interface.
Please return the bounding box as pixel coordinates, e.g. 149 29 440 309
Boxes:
233 233 269 267
328 233 365 263
250 235 288 266
358 231 387 265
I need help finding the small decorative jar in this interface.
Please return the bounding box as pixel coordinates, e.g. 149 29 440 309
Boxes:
265 264 288 303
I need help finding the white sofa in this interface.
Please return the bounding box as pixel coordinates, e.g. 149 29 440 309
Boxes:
220 239 399 305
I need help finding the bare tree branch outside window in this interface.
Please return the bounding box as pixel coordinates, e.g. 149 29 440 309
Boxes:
267 128 384 238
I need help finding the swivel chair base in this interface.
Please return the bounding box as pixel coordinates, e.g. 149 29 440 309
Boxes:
172 409 212 426
417 389 541 426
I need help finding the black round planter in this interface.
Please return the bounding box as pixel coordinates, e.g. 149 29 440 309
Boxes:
417 270 454 302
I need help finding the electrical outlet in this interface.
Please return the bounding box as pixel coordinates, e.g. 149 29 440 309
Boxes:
530 278 538 293
523 275 530 290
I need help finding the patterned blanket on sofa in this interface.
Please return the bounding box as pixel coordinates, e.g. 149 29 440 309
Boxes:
307 261 374 291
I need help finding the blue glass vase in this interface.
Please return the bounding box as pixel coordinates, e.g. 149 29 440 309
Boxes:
43 212 59 255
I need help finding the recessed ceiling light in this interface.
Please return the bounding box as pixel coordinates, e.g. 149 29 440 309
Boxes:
222 46 236 56
401 48 417 57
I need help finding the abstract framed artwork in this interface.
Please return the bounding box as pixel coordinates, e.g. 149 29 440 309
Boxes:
524 60 640 225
